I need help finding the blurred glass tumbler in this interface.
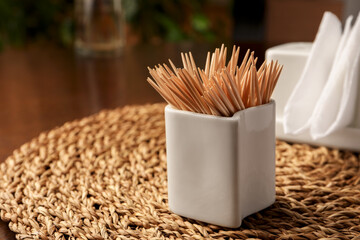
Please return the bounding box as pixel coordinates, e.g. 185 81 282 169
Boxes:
75 0 125 56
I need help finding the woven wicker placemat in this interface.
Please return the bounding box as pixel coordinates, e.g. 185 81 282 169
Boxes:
0 103 359 240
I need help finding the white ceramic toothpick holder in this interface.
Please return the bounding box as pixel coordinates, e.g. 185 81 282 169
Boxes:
165 101 276 228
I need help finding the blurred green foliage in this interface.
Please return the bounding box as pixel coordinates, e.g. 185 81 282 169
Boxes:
0 0 74 50
0 0 227 50
125 0 218 43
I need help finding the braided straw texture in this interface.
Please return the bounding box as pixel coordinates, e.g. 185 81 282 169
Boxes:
0 103 359 240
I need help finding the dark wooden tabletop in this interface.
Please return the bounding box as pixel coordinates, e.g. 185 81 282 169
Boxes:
0 41 266 239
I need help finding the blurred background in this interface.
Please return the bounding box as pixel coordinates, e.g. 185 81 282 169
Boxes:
0 0 359 155
1 0 359 158
0 0 360 238
2 0 359 50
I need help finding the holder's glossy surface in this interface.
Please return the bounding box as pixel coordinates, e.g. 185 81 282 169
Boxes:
165 101 276 228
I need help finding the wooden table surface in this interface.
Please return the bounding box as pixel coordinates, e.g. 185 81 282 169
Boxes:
0 42 266 239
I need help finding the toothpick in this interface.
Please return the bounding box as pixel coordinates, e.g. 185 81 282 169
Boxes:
202 91 222 116
257 60 266 75
147 44 282 116
147 77 179 108
208 87 231 116
181 52 189 71
212 76 236 113
265 61 275 103
178 69 206 112
268 64 283 102
209 53 216 77
205 52 211 78
224 70 245 110
168 59 181 79
227 45 236 73
253 65 262 105
221 73 242 111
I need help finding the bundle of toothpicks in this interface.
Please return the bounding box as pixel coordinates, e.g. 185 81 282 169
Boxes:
147 44 283 117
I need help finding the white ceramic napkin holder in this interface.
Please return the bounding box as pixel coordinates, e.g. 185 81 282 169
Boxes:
164 101 276 228
266 43 360 151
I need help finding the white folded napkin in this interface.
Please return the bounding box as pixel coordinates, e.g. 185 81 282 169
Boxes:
283 12 342 135
333 16 353 67
311 13 360 139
